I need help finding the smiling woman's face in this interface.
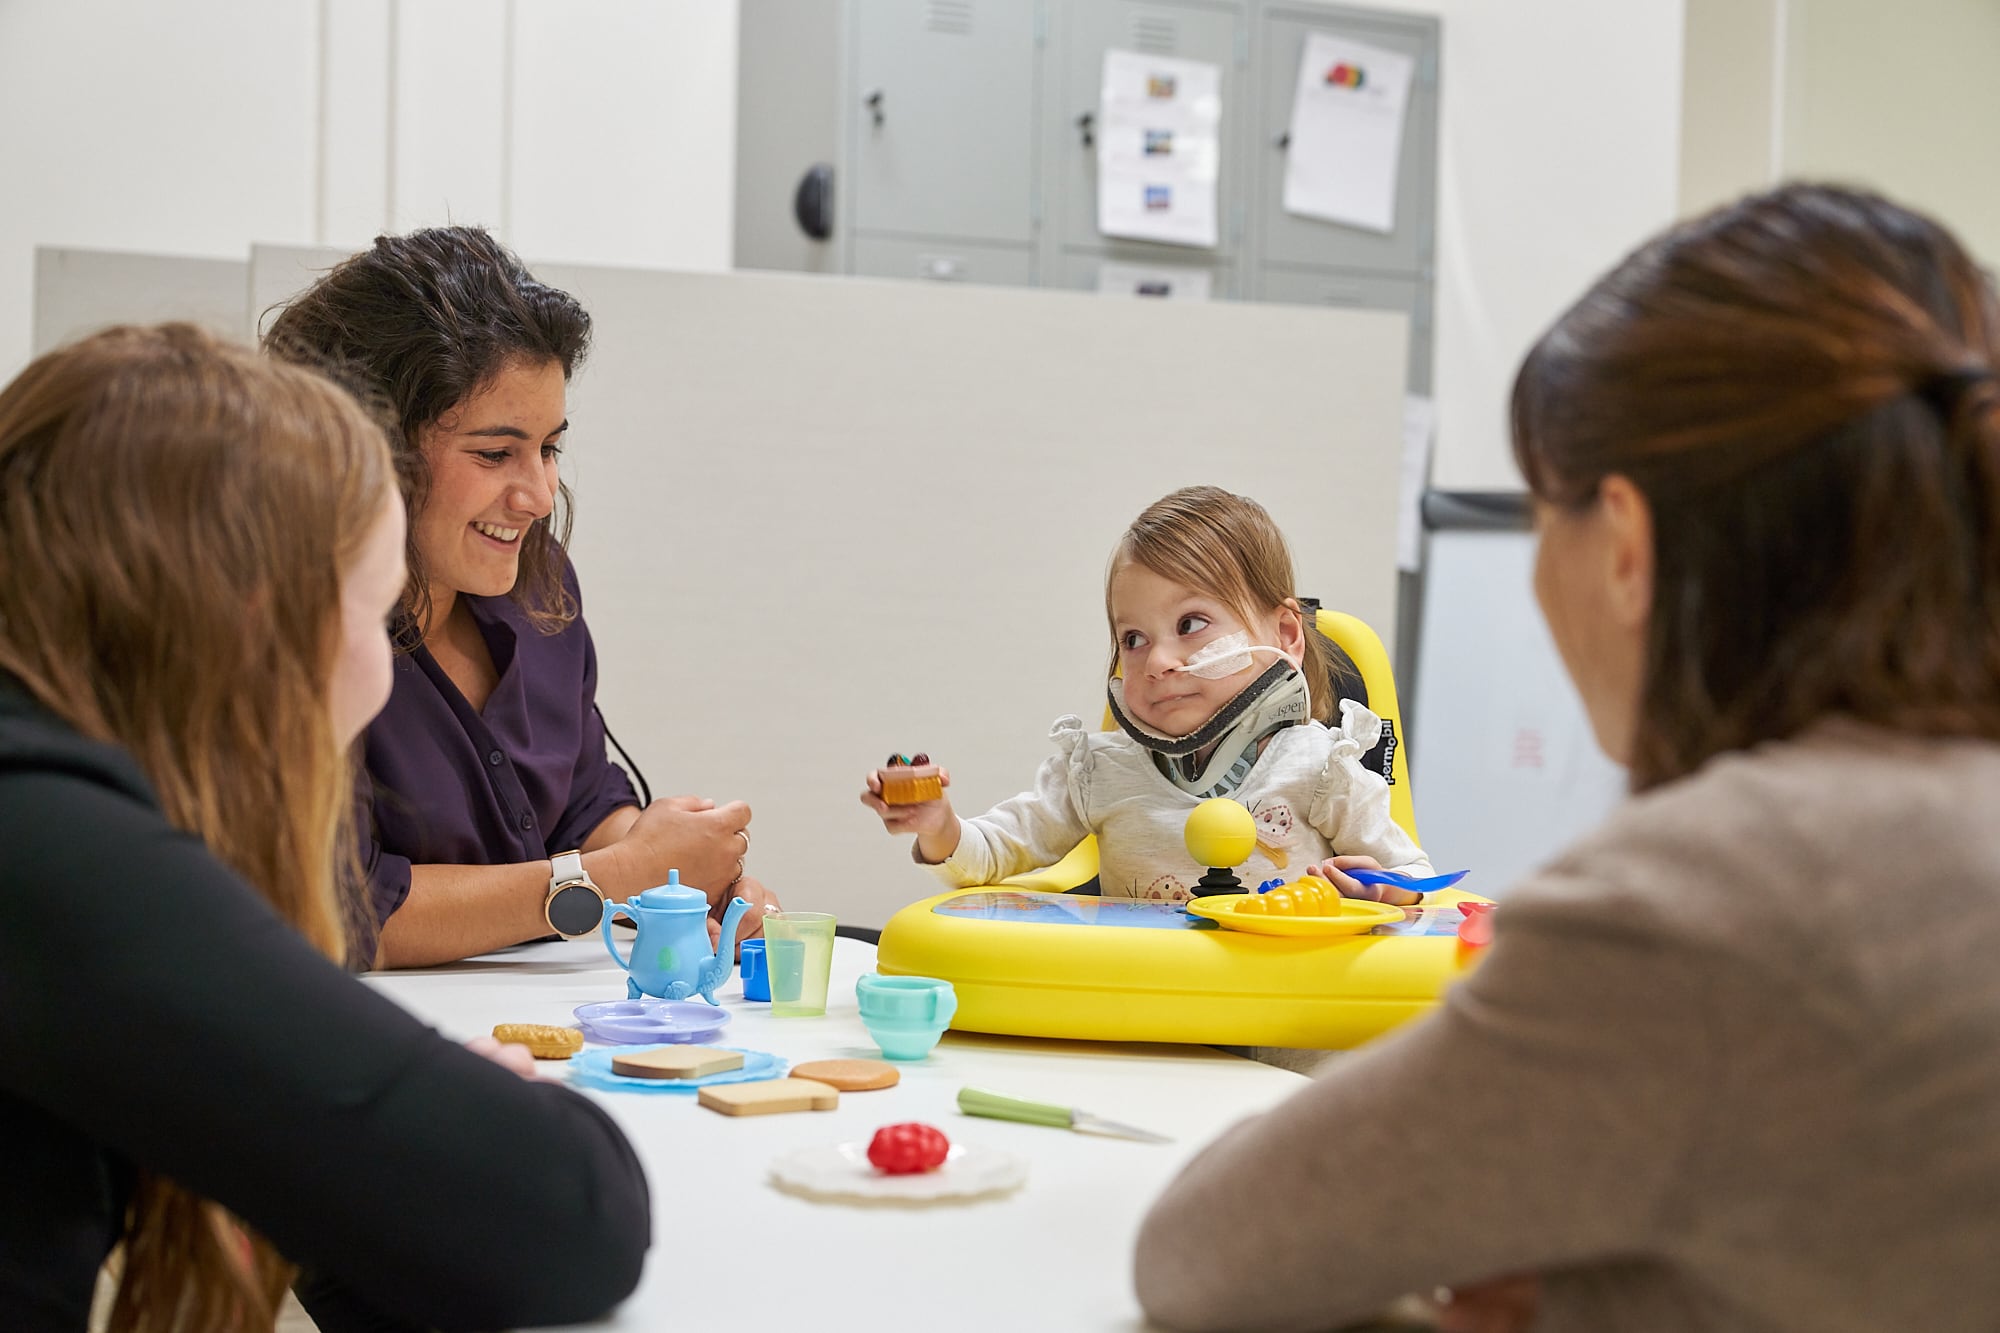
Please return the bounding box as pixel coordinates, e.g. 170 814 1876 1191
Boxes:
414 357 567 618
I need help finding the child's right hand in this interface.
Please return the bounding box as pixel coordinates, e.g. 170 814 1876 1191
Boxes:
860 768 961 863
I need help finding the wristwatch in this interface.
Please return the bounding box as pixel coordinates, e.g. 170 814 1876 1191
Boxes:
544 850 605 938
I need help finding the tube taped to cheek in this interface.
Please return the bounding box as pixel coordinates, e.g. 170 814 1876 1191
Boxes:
1173 631 1294 679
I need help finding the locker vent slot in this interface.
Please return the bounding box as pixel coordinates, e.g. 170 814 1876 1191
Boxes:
1131 15 1178 54
926 0 974 35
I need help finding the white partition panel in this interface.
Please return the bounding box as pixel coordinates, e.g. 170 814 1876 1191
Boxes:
252 246 1408 927
32 248 251 357
249 244 349 337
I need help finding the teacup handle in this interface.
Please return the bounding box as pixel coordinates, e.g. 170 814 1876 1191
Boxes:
930 984 957 1027
600 899 633 972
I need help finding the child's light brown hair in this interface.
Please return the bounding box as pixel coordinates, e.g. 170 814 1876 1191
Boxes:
1107 485 1334 725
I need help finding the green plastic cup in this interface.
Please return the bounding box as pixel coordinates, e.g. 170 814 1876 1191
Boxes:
764 912 836 1017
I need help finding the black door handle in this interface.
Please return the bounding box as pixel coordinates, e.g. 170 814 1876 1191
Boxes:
793 163 834 241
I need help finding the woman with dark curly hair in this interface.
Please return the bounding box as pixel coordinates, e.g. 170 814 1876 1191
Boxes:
267 227 778 967
1137 183 2000 1331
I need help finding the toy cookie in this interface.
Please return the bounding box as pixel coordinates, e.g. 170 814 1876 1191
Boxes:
492 1023 584 1060
878 753 943 805
790 1058 901 1091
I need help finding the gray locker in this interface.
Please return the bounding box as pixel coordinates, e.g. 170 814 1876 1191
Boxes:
1254 5 1438 276
851 233 1038 287
734 0 844 275
847 0 1042 245
1048 0 1247 258
1052 248 1235 299
1253 265 1430 390
738 0 1439 389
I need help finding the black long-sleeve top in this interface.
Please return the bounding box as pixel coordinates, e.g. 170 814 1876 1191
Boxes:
0 679 651 1331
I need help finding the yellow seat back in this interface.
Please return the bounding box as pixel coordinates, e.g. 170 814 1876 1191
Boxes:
1313 607 1417 845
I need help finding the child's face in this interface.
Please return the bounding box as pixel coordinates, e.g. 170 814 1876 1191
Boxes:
1109 562 1287 736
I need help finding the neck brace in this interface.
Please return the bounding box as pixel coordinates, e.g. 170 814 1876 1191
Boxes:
1107 655 1311 795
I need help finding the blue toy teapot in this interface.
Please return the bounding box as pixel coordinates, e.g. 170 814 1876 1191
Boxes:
601 871 750 1005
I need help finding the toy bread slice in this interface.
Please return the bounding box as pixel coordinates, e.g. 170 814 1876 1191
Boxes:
492 1024 584 1060
698 1078 839 1116
611 1047 746 1080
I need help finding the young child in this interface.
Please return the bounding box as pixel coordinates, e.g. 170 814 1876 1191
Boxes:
862 486 1434 904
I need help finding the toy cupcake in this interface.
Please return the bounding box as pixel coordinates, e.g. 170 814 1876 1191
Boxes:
878 753 943 805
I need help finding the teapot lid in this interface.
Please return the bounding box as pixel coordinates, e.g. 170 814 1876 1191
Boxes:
631 869 705 912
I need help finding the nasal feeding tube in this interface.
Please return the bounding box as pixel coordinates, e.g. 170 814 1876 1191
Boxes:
1169 631 1298 680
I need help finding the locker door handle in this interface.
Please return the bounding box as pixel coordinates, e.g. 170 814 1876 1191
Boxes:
1076 111 1095 149
864 89 885 127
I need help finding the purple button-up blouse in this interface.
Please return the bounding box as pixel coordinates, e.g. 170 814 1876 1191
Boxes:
357 565 638 930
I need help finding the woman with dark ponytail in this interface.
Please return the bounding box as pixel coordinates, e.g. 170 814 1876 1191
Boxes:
1137 184 2000 1331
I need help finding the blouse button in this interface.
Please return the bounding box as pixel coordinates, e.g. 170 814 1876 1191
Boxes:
518 812 533 830
487 750 504 767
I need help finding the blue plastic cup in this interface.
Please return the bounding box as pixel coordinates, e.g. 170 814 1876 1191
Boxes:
855 974 957 1060
738 938 769 1002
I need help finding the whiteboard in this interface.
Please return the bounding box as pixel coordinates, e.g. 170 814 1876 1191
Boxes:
1409 528 1627 895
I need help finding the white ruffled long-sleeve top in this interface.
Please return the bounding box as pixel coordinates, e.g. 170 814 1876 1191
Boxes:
930 700 1433 902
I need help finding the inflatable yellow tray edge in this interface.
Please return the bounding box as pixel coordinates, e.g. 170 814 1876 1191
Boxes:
876 887 1489 1050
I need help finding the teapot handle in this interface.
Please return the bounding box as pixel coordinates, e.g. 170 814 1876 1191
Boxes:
600 898 634 972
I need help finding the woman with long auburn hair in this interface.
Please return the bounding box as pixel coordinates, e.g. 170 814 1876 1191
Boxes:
1136 184 2000 1331
0 324 648 1332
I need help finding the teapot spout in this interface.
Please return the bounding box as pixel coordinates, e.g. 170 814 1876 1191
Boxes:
718 896 750 960
697 896 753 1003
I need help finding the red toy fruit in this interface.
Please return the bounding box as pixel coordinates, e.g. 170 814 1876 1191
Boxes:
867 1122 951 1175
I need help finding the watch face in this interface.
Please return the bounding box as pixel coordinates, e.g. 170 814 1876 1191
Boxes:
548 882 602 937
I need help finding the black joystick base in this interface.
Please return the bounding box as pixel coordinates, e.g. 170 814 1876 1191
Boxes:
1190 866 1247 897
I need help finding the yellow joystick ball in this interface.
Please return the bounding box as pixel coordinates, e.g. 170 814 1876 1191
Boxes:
1184 798 1257 868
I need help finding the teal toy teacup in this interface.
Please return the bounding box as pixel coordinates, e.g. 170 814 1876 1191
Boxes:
855 974 957 1061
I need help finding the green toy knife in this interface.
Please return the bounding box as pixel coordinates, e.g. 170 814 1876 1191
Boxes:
957 1086 1173 1144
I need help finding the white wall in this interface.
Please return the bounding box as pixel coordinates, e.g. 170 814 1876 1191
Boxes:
4 0 1689 493
1677 0 2000 260
1783 0 2000 267
0 0 739 376
508 2 739 270
1356 0 1689 491
1677 0 1783 218
0 1 320 376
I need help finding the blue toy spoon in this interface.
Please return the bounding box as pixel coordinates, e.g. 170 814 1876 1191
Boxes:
1264 867 1472 894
